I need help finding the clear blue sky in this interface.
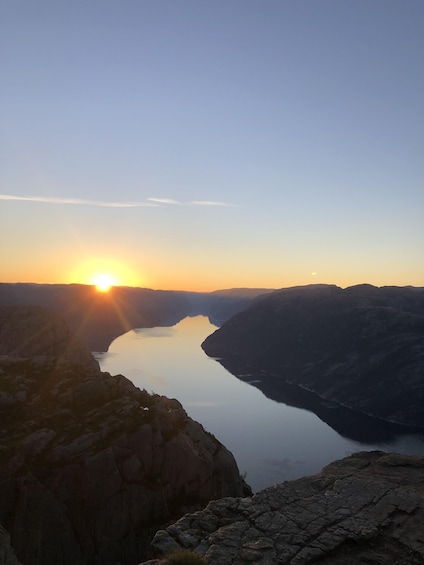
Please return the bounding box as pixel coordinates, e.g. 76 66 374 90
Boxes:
1 0 423 290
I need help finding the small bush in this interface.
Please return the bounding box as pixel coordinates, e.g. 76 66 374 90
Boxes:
165 548 208 565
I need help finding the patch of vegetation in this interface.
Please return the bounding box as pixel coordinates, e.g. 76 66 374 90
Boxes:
165 548 208 565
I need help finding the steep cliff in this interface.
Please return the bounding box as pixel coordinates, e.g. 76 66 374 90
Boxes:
146 451 424 564
0 307 249 564
202 284 424 428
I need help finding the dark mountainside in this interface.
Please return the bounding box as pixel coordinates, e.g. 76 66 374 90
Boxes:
145 451 424 564
202 284 424 431
0 305 99 372
0 306 249 565
0 283 273 351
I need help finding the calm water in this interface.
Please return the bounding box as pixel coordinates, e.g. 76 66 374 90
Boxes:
97 315 424 492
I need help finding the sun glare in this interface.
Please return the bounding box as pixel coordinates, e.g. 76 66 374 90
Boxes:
92 274 116 292
69 258 144 289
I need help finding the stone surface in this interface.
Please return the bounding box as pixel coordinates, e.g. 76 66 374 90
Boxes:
145 451 424 564
0 307 249 564
0 525 22 565
202 284 424 429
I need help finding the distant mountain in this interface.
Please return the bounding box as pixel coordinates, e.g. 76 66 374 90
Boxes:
202 284 424 430
0 284 273 351
211 288 274 298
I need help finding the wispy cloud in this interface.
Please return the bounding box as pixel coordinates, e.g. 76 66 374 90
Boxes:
148 198 181 205
0 194 158 207
0 193 238 208
150 197 237 207
189 200 237 207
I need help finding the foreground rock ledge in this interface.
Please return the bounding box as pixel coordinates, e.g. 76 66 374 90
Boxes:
0 355 249 565
146 451 424 564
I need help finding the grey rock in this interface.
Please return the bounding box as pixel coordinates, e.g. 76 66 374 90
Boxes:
145 451 424 564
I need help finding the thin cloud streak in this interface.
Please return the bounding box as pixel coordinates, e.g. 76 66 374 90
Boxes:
0 194 158 207
190 200 237 207
0 194 238 209
148 197 180 205
150 197 237 207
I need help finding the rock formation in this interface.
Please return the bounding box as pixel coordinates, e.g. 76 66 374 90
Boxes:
0 526 21 565
0 307 249 564
202 284 424 429
145 451 424 564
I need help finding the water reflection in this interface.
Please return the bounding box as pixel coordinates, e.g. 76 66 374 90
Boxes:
98 315 424 492
213 358 424 444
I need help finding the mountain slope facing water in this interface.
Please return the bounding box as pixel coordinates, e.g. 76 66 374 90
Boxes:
202 284 424 428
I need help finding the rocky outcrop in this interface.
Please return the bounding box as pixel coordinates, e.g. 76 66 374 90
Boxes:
0 308 249 564
0 305 99 372
202 284 424 429
0 525 22 565
145 451 424 564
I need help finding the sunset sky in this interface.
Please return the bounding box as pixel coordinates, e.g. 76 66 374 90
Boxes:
1 0 423 291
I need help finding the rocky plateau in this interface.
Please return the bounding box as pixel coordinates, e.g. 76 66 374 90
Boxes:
145 451 424 564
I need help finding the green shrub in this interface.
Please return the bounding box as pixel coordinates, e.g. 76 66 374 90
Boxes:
165 548 208 565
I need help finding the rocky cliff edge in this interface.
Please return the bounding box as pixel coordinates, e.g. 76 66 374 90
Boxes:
0 307 249 564
145 451 424 564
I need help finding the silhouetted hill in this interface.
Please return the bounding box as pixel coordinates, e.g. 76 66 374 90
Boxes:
202 284 424 430
0 284 272 351
0 304 99 372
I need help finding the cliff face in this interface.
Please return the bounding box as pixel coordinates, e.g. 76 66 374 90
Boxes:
146 451 424 564
0 307 249 564
202 284 424 428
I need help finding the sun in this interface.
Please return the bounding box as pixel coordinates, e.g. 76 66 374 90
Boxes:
69 258 144 289
92 274 116 292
